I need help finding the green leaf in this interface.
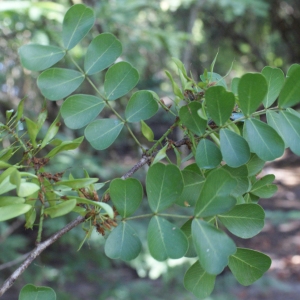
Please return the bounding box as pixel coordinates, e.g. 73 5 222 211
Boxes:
246 154 265 177
205 86 235 126
287 64 300 77
146 163 183 213
218 204 265 238
195 139 222 169
18 182 40 197
61 95 105 129
25 117 39 148
73 197 113 218
172 57 188 80
104 62 139 101
110 178 143 218
18 44 65 71
37 105 48 131
165 70 184 99
25 208 36 230
151 144 167 165
238 73 268 115
277 111 300 155
179 102 207 136
0 167 20 195
244 118 285 161
200 72 227 88
228 248 271 286
192 219 236 274
125 91 159 122
19 284 56 300
141 120 154 141
105 221 141 261
44 199 77 218
250 174 277 198
0 204 32 221
222 165 250 198
176 170 205 207
261 66 285 108
194 168 237 217
62 4 94 50
85 119 124 150
55 178 98 189
266 110 287 147
9 168 21 192
231 77 240 95
184 261 216 299
278 65 300 108
220 129 250 167
181 219 197 257
147 216 188 261
45 136 84 158
84 33 122 75
16 98 24 121
40 113 61 148
0 196 25 206
37 68 84 100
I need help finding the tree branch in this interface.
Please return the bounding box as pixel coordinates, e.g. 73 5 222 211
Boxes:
0 136 191 296
0 216 85 297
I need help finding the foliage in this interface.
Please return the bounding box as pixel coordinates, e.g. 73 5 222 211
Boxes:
1 3 300 299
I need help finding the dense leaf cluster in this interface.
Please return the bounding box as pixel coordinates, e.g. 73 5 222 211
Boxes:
1 4 300 299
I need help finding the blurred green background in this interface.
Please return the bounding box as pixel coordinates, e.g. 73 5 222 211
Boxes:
1 0 300 299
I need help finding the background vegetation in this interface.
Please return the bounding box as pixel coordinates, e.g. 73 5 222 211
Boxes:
1 0 300 299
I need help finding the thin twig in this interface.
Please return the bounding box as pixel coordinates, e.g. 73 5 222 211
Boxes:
0 252 31 271
0 219 24 243
0 136 191 296
0 216 85 297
